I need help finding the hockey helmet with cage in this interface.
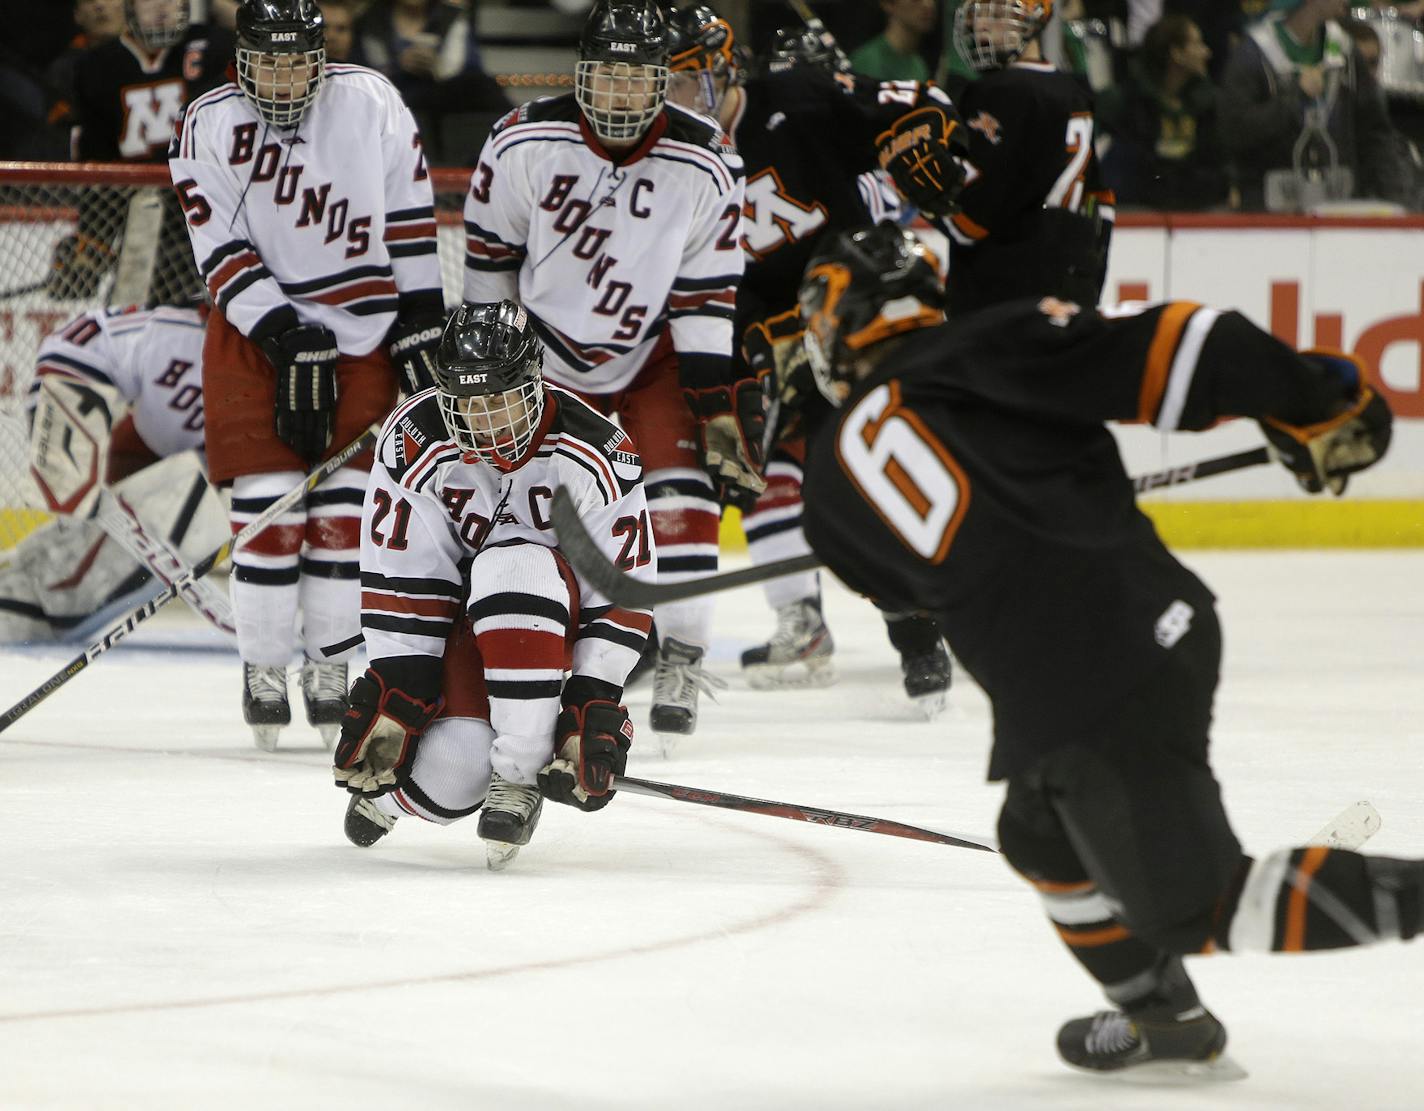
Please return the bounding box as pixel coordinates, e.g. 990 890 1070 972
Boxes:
764 25 843 75
666 5 739 117
798 223 945 406
954 0 1055 73
124 0 190 51
434 301 548 468
235 0 327 129
576 0 670 144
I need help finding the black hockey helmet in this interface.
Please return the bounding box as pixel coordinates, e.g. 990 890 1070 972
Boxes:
235 0 326 128
798 222 945 406
576 0 670 143
666 5 740 116
435 300 547 467
124 0 190 51
954 0 1055 72
764 25 843 75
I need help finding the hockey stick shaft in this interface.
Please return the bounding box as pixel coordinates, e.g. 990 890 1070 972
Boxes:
552 444 1272 608
0 279 49 302
615 775 999 852
94 490 236 636
0 425 378 734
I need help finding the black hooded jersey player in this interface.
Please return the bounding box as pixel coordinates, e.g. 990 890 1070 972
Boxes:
794 222 1403 1076
939 0 1113 315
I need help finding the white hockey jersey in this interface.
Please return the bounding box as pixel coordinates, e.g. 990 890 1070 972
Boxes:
361 385 655 696
168 64 443 354
463 98 745 394
29 305 207 460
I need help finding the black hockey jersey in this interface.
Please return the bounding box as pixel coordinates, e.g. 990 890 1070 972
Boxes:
731 68 948 341
800 299 1345 780
73 24 234 161
946 62 1114 314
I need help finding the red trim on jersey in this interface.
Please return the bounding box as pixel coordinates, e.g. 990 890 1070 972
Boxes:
361 591 460 619
668 288 736 310
553 433 619 502
206 250 261 298
312 278 398 306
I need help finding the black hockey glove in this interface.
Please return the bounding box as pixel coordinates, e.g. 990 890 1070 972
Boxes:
1260 351 1392 496
876 105 970 219
261 324 340 465
388 314 444 396
334 671 444 796
743 312 814 445
684 380 768 512
539 700 633 812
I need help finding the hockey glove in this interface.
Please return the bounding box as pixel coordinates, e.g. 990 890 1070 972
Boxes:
333 672 444 796
684 380 768 512
388 314 444 396
538 700 634 812
743 312 814 444
876 106 969 219
261 324 340 465
1260 351 1392 496
46 233 114 300
28 375 122 518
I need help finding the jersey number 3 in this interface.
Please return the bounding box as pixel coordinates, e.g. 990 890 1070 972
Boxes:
836 382 967 564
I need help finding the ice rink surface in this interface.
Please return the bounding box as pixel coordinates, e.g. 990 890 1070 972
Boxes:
1 551 1422 1110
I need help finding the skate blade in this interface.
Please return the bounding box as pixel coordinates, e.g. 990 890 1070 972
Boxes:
744 660 836 691
657 731 680 759
1307 800 1381 851
316 722 340 751
1090 1053 1249 1085
484 841 522 871
251 725 281 753
911 690 948 721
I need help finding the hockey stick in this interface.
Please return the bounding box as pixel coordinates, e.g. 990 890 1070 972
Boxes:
0 278 48 302
92 489 236 636
615 775 999 852
550 444 1272 608
784 0 854 73
0 424 378 734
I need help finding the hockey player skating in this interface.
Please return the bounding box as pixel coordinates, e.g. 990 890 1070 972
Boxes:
794 222 1404 1075
7 302 229 642
169 0 445 751
334 301 653 871
664 6 965 713
462 0 754 745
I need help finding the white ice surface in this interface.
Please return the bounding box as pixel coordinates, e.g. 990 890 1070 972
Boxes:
2 552 1422 1110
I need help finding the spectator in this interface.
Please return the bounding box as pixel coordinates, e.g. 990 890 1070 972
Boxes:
852 0 936 81
1098 13 1232 209
319 0 357 62
1220 0 1410 209
46 0 125 141
356 0 509 159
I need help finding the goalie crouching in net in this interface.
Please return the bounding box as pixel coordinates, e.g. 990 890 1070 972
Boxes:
334 302 653 871
8 301 228 644
792 222 1411 1076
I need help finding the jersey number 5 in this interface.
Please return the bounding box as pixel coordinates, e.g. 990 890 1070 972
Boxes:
836 382 968 564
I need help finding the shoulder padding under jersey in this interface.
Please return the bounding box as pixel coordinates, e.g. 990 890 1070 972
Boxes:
548 387 643 502
662 103 728 153
375 391 460 486
492 94 581 136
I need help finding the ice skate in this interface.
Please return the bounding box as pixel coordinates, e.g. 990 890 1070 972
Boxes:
344 795 397 847
242 662 290 752
1056 1007 1244 1081
901 641 952 720
741 597 835 690
478 774 544 871
650 637 725 755
301 658 348 749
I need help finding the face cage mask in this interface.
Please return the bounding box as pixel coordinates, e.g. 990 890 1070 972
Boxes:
128 0 189 50
953 0 1043 73
438 380 545 468
669 65 727 119
237 47 326 129
575 61 669 142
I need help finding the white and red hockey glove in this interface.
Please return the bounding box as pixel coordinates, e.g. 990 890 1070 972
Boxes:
333 672 443 796
538 700 634 812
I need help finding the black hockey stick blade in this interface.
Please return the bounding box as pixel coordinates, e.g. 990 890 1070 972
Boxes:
1132 446 1271 494
550 486 822 608
615 775 998 852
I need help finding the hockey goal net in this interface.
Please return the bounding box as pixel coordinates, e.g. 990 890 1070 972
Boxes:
0 162 473 556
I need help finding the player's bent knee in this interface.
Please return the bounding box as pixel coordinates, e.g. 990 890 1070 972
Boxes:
401 717 495 821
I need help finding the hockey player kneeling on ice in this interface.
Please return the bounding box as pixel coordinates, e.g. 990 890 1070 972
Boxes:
333 302 653 871
3 303 228 643
795 222 1409 1077
168 0 446 751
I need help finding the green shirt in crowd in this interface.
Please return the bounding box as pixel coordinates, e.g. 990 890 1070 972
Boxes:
850 34 931 82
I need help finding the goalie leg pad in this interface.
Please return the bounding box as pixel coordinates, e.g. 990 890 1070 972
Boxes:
29 375 122 517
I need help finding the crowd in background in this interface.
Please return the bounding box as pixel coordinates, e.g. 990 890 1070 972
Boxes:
4 0 1424 210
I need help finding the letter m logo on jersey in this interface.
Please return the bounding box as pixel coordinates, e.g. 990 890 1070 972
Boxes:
742 169 829 260
120 81 187 159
